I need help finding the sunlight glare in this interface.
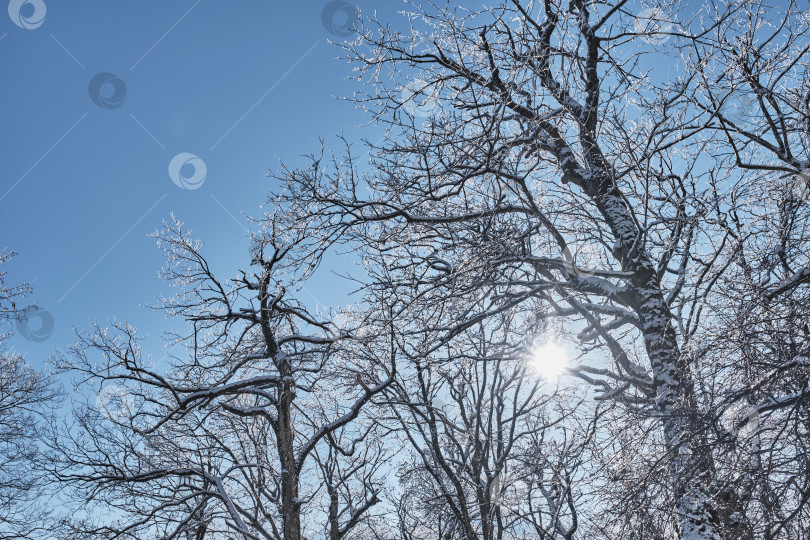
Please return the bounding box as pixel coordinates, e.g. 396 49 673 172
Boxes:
531 342 569 379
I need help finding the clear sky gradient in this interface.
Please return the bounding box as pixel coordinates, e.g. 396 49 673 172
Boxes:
1 0 722 369
1 1 404 366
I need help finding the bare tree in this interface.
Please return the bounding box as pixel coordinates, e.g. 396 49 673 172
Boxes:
269 0 810 537
35 1 810 538
0 250 61 540
386 314 594 540
673 2 810 536
47 217 395 540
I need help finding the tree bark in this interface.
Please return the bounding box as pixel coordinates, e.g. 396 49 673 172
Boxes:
594 186 721 539
277 358 301 540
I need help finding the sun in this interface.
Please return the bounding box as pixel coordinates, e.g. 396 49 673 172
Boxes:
531 342 569 379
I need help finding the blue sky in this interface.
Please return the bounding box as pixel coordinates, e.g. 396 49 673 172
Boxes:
1 1 402 366
1 0 722 368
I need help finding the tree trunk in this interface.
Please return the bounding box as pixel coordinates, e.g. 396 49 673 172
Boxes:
594 187 721 539
277 366 301 540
